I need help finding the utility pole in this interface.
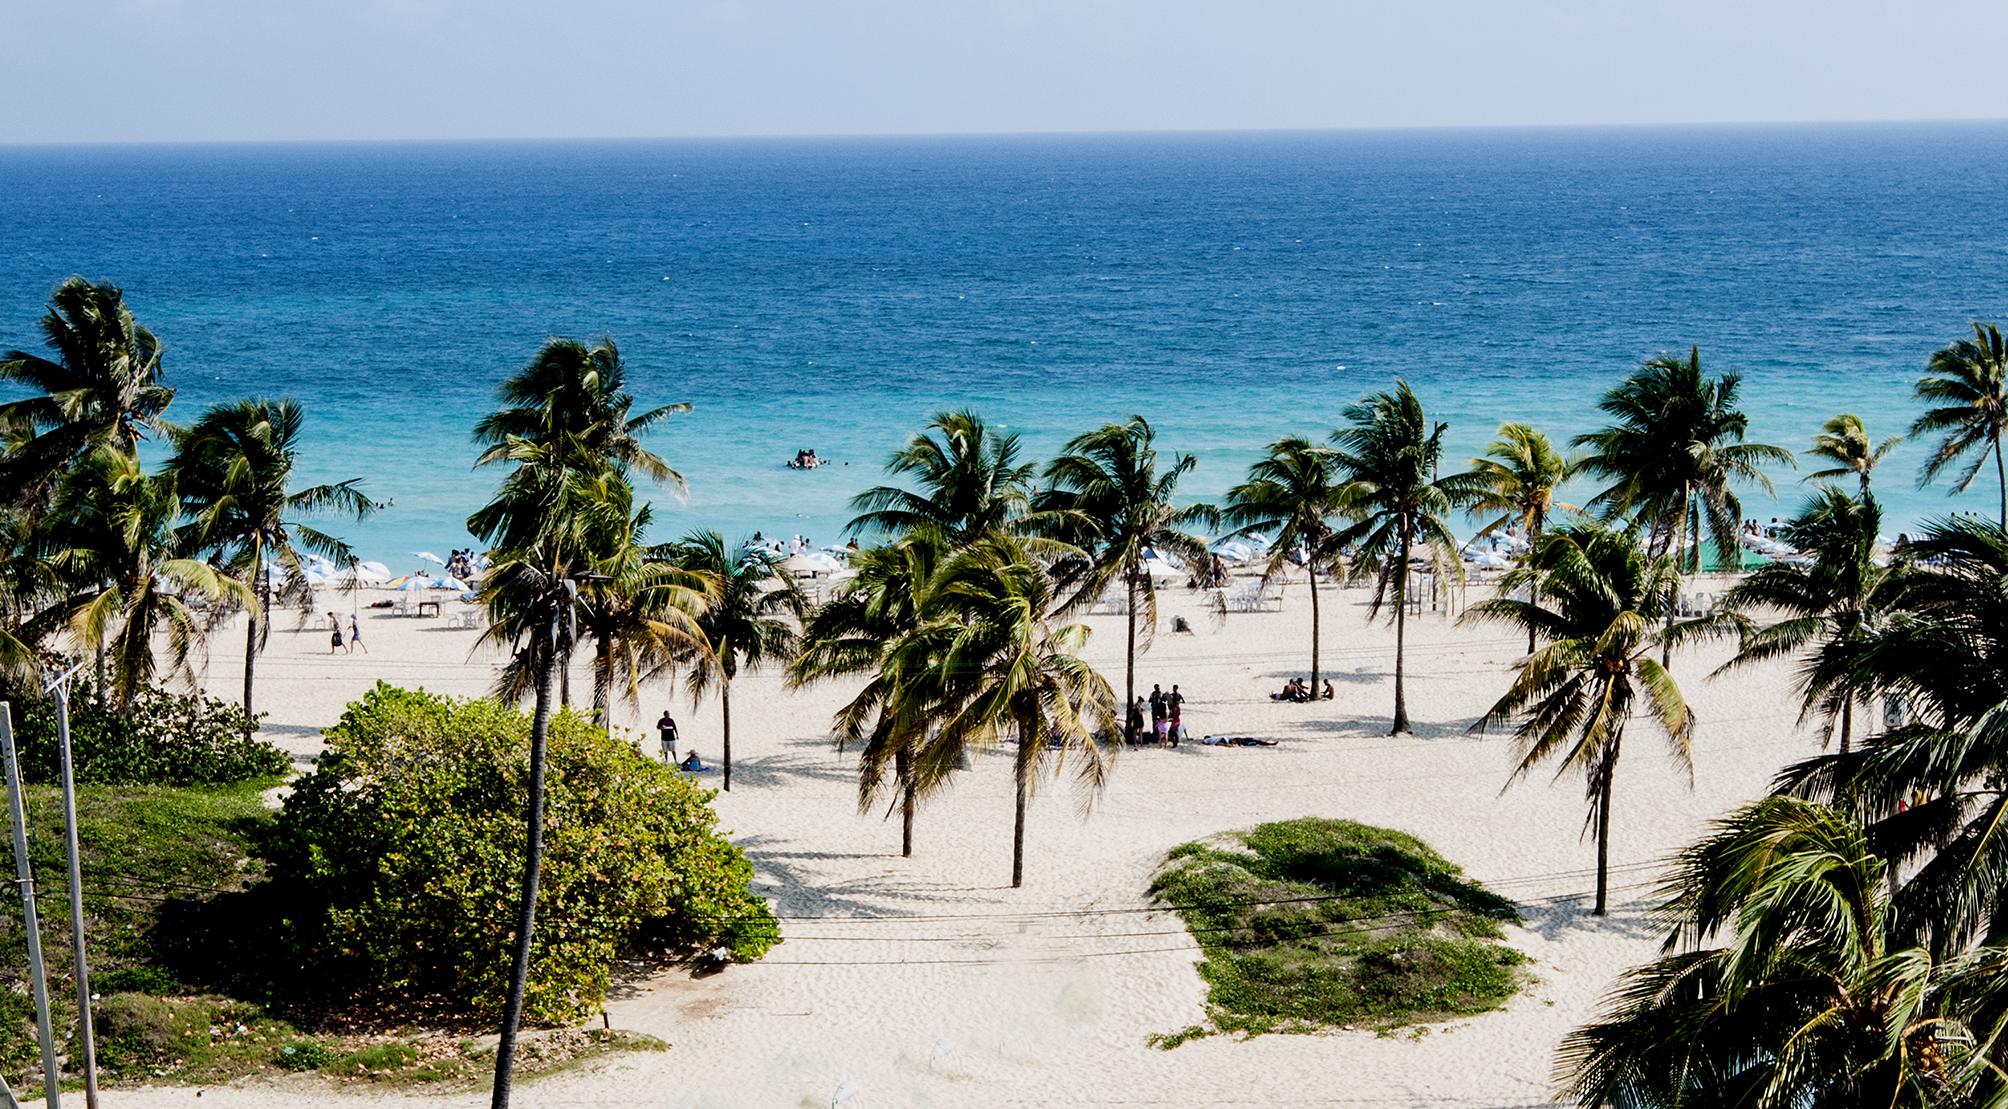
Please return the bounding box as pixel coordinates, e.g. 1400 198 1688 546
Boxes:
1 703 62 1107
47 662 100 1108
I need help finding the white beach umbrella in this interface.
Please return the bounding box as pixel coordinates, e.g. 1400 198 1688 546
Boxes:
433 575 470 591
1140 555 1185 581
778 553 827 578
414 551 447 566
1212 540 1255 561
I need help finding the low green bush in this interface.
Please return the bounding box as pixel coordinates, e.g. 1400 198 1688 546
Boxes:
1149 818 1524 1042
264 683 778 1023
274 1040 332 1071
1 677 286 786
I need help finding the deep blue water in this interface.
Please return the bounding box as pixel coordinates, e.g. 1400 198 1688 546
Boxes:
4 124 2007 565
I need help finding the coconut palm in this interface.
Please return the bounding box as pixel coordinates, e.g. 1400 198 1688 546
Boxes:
0 277 174 510
1040 416 1217 739
1219 437 1347 698
671 530 805 792
1913 322 2008 526
1466 522 1696 915
1557 796 2008 1108
1805 412 1900 496
1331 382 1478 735
1574 347 1792 574
564 480 712 727
1714 488 1889 753
1467 422 1574 655
789 531 946 856
472 336 689 487
1773 517 2008 955
167 398 374 734
902 535 1116 887
847 409 1038 544
28 450 251 706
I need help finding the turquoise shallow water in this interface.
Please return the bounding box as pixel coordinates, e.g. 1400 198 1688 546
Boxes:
3 124 2007 564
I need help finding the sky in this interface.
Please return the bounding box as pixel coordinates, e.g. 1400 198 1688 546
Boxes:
4 0 2006 143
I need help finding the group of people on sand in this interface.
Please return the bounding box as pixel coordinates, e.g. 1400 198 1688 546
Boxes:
1272 676 1333 703
1187 554 1231 590
787 449 826 470
656 709 710 772
326 612 365 654
445 549 479 581
1126 682 1187 746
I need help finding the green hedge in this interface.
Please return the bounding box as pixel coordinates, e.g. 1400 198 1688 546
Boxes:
1 679 287 786
264 683 778 1023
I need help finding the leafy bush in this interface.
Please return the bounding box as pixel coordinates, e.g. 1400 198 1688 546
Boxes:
1149 818 1524 1043
274 1040 332 1071
264 683 778 1023
1 677 287 786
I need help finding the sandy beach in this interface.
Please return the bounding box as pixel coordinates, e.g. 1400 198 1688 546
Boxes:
87 570 1816 1109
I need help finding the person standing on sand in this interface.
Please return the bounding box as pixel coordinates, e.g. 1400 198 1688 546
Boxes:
328 613 343 654
1167 684 1185 741
656 710 680 763
1125 696 1146 745
1149 684 1165 732
348 614 366 654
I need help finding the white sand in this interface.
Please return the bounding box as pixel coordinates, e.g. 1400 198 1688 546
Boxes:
104 574 1814 1108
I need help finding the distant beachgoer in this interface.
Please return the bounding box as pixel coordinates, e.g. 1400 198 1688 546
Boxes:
349 615 366 654
1167 685 1184 726
328 613 344 654
1149 684 1165 724
1321 679 1335 701
679 750 706 772
1125 697 1146 744
656 710 680 762
1154 716 1170 744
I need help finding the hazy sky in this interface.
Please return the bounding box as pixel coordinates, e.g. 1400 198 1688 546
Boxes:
5 0 2005 143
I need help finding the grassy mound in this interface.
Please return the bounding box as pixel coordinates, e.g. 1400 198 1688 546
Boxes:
1148 818 1525 1044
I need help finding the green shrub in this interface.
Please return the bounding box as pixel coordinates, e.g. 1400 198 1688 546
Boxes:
274 1039 332 1071
1 677 287 786
263 683 778 1023
92 967 184 996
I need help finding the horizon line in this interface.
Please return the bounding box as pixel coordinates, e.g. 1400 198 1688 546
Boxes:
5 114 2008 149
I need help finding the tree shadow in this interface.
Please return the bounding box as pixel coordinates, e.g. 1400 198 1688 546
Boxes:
1515 895 1664 943
735 833 974 919
1294 715 1484 741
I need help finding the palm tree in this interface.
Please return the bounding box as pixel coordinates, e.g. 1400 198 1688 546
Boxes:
1219 437 1346 697
1774 518 2008 955
0 277 175 510
904 536 1116 887
566 479 711 727
472 336 689 487
1331 381 1477 735
1574 347 1791 574
1040 417 1217 739
789 532 946 856
847 409 1038 544
1913 322 2008 526
1557 796 2008 1108
1465 522 1695 915
1805 412 1900 496
671 530 804 792
29 450 251 706
167 398 374 734
1466 423 1574 654
1714 488 1889 753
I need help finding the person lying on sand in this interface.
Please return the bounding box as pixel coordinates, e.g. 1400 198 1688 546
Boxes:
1201 736 1280 747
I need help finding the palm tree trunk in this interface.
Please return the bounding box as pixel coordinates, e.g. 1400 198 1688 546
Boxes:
592 631 611 731
1307 560 1321 695
1593 762 1613 917
1012 722 1031 889
721 678 733 792
492 620 557 1109
1124 573 1138 741
94 646 106 708
1994 435 2005 529
1661 492 1689 670
1391 531 1410 735
242 612 257 739
1840 698 1852 755
895 747 914 858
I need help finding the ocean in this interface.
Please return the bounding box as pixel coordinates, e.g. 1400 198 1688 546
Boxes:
4 123 2007 565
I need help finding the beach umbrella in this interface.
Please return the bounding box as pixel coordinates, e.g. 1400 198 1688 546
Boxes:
1212 540 1255 562
393 576 438 591
1140 555 1185 581
414 551 446 566
433 576 469 590
778 553 827 578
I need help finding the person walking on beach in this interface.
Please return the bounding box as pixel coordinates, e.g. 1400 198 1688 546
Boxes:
327 613 343 654
348 614 366 654
656 710 680 763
